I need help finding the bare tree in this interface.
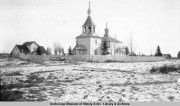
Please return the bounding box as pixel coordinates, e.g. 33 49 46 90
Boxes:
47 47 52 55
57 46 62 55
53 42 62 55
53 42 58 55
62 47 64 55
128 32 136 56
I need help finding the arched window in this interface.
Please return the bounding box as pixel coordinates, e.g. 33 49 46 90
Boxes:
84 27 86 32
88 26 91 32
95 49 97 55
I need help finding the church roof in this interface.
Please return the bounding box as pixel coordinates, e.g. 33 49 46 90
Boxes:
76 33 101 38
73 44 87 50
102 23 122 43
83 16 95 26
102 36 123 43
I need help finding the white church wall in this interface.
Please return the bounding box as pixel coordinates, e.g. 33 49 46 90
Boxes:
108 42 115 55
76 37 90 54
108 42 124 56
90 37 101 55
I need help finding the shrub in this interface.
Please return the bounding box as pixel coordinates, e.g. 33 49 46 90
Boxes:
24 74 45 87
105 60 118 63
159 65 177 74
5 71 22 76
105 59 124 63
150 67 158 73
177 65 180 70
150 65 179 74
0 84 24 101
0 90 24 101
87 60 93 62
167 96 175 101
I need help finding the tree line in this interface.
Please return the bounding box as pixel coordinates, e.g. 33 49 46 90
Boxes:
101 40 165 57
46 42 73 55
49 41 171 57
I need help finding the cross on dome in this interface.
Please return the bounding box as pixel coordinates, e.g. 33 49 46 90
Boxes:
87 1 91 15
106 23 108 28
105 22 109 34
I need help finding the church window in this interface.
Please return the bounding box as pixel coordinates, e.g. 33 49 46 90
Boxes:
107 42 110 47
88 26 91 32
82 50 85 55
84 27 86 32
95 39 97 44
95 49 97 55
93 27 95 32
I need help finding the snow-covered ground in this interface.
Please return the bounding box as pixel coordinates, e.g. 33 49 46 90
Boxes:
0 58 180 102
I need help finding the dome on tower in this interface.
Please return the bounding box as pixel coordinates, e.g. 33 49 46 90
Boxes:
83 16 95 26
83 1 95 26
105 23 109 34
87 1 91 15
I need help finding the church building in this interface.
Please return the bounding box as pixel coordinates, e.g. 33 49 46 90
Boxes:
73 2 125 56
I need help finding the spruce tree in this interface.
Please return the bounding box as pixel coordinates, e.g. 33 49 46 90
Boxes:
125 46 129 56
68 46 72 55
62 48 64 55
178 51 180 58
101 41 109 55
155 45 162 56
47 47 52 55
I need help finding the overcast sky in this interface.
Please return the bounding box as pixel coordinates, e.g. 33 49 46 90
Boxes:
0 0 180 56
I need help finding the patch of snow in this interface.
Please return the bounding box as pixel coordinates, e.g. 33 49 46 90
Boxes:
1 59 180 101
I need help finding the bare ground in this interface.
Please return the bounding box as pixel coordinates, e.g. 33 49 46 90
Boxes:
0 58 180 102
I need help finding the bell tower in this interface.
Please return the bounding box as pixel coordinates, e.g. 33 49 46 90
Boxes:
74 1 101 55
104 23 109 37
82 1 96 34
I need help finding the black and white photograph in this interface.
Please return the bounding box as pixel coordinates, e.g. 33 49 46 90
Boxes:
0 0 180 104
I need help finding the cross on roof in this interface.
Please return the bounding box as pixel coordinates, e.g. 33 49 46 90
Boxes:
87 1 91 15
106 23 108 28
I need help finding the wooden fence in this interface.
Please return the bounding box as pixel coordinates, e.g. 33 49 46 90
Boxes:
19 54 50 62
19 54 166 62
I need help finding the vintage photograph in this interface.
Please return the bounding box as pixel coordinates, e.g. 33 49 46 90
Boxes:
0 0 180 102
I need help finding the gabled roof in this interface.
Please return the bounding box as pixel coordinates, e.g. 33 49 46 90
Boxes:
102 36 123 43
178 51 180 54
36 46 47 55
76 33 101 39
83 16 95 26
15 45 30 53
73 44 87 50
23 41 38 46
